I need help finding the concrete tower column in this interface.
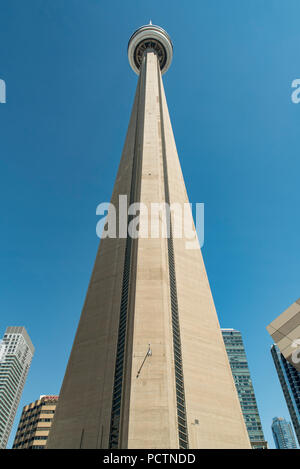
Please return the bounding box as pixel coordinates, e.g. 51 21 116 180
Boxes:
47 24 251 449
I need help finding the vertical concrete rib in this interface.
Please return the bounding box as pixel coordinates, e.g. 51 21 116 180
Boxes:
47 53 144 450
157 63 251 449
109 54 147 449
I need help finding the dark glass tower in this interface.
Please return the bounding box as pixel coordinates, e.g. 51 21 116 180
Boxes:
271 344 300 446
222 329 267 449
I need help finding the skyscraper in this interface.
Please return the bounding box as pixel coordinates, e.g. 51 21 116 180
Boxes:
271 417 297 449
271 344 300 446
0 326 34 449
13 395 58 449
222 329 267 449
267 298 300 372
47 24 250 449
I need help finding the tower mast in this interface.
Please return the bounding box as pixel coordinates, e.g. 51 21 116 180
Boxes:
47 24 251 449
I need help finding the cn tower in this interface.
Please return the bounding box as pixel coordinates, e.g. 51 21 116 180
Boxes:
47 24 251 449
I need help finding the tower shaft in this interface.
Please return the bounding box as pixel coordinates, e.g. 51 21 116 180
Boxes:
47 49 250 449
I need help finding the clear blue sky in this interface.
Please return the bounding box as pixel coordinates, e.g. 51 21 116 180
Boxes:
0 0 299 449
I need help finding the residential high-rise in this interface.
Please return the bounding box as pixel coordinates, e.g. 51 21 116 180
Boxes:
0 326 34 449
12 395 58 449
271 417 297 449
221 329 267 449
47 24 250 449
267 298 300 372
271 344 300 446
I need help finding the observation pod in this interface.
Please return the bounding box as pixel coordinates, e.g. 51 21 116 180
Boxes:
128 23 173 75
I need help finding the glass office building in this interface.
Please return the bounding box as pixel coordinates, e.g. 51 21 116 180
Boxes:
271 417 297 449
271 344 300 446
222 329 267 449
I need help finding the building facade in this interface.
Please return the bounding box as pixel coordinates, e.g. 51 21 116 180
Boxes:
0 326 34 449
221 329 267 449
12 395 58 449
271 417 297 449
47 24 250 449
267 298 300 372
271 344 300 446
